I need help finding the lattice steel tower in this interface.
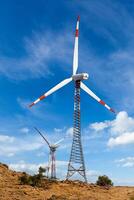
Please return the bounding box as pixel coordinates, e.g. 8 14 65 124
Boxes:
66 80 87 182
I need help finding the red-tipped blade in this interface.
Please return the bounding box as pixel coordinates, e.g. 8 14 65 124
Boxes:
29 77 72 107
81 82 116 114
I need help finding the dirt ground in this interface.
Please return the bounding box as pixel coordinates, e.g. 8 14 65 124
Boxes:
0 163 134 200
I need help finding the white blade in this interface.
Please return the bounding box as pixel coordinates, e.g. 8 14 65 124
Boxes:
54 138 64 146
81 82 115 113
29 77 72 107
73 16 80 75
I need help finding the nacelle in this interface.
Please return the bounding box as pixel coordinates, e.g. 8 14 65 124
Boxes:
72 73 89 81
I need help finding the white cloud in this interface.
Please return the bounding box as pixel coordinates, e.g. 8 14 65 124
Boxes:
54 128 63 133
86 169 100 178
66 127 73 137
110 111 134 135
90 121 110 132
0 133 44 157
113 177 134 186
108 132 134 147
0 125 72 158
90 111 134 147
20 127 30 134
91 111 134 135
9 160 46 174
115 157 134 168
36 152 47 157
0 135 15 143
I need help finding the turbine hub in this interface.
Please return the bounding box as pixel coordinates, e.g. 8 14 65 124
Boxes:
72 73 89 81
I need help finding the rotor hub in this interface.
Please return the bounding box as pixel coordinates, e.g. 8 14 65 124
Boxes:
72 73 89 81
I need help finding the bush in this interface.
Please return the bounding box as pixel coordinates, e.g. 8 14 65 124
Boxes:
19 173 30 185
19 166 47 187
96 175 113 187
39 166 46 176
29 174 42 187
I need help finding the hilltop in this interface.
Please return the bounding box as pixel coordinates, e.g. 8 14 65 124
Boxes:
0 163 134 200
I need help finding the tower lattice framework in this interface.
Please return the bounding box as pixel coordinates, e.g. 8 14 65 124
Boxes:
66 80 87 182
50 148 56 179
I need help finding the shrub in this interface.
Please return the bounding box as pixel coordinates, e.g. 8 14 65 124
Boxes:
19 166 47 187
29 174 42 187
39 166 46 176
19 173 30 185
96 175 113 187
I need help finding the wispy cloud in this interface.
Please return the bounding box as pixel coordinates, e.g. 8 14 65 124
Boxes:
0 135 15 143
17 97 63 124
90 121 110 132
113 177 134 186
0 131 46 157
0 30 73 80
20 127 30 134
0 124 72 158
78 0 134 44
115 157 134 168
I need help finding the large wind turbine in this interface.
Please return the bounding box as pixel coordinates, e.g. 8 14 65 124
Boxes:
34 127 64 179
30 16 115 182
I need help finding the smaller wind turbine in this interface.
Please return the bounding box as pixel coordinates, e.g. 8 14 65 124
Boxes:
34 127 64 179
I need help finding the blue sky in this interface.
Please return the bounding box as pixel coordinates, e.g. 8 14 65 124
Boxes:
0 0 134 185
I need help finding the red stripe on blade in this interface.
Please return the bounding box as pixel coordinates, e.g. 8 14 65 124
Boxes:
99 100 105 106
75 29 79 37
39 95 45 100
29 102 34 107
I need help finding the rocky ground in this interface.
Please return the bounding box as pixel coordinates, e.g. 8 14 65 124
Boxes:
0 163 134 200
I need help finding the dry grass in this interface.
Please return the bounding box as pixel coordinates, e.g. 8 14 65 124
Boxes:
130 196 134 200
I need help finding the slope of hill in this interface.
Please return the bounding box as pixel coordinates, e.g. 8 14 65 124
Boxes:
0 163 134 200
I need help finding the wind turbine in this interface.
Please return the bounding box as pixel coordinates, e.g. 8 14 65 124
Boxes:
34 127 64 179
30 16 115 182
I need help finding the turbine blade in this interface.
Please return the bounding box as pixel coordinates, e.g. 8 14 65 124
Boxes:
34 127 50 147
54 138 64 146
73 16 80 75
81 82 115 113
29 77 72 107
